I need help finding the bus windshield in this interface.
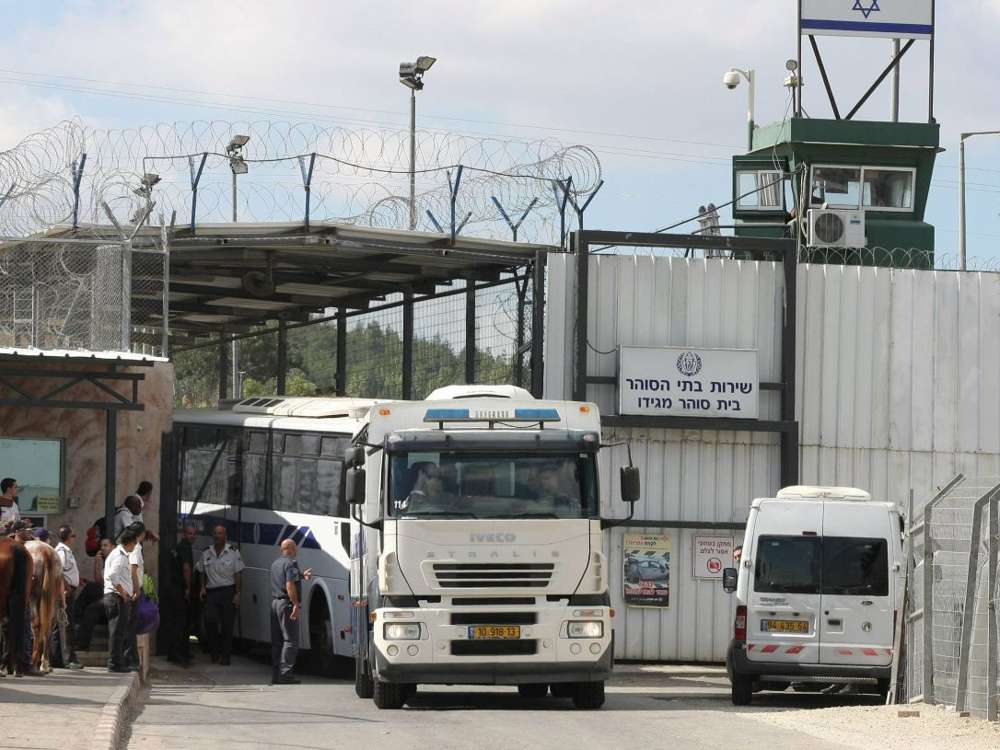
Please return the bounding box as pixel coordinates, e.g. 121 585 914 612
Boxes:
387 451 598 520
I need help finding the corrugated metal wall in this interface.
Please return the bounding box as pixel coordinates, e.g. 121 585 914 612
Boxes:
545 253 1000 662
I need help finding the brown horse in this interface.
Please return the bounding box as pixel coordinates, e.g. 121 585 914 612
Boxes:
0 536 32 675
25 540 62 674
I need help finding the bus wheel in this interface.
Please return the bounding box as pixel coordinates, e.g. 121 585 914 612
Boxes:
308 597 338 677
355 655 374 699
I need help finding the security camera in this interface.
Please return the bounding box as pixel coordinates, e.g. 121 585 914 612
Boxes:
723 70 742 90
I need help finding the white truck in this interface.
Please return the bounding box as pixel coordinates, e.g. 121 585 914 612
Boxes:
723 486 903 705
345 385 640 710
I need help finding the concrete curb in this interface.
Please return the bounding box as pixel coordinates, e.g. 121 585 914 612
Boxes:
90 672 143 750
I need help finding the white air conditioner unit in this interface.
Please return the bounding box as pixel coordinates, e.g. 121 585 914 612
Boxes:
807 208 866 248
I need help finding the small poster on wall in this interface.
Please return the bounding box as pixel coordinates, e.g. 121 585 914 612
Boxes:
623 533 671 608
693 536 735 579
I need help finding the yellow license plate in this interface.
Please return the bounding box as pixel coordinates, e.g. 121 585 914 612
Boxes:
761 619 809 634
468 625 521 640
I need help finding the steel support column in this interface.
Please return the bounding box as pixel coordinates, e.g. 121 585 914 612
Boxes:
104 410 118 542
402 292 414 399
464 280 476 384
336 307 347 396
780 236 799 487
218 335 229 401
276 321 288 395
530 250 546 398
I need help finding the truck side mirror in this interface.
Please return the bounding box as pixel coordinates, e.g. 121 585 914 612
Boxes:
344 445 365 467
346 467 367 505
722 568 738 593
620 466 640 504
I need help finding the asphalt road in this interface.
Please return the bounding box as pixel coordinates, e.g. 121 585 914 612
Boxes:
124 655 880 750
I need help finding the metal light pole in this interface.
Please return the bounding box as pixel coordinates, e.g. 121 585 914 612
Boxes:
226 134 250 398
724 67 756 151
399 56 436 230
959 130 1000 271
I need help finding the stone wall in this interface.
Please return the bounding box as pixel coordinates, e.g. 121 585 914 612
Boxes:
0 360 174 582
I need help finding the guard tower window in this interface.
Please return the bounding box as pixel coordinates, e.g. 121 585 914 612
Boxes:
811 165 914 212
811 166 861 208
736 170 784 210
862 168 914 210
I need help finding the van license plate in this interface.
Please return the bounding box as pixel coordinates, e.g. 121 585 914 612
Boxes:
468 625 521 640
761 619 809 634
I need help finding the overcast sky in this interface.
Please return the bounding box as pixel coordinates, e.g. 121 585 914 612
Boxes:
2 1 1000 262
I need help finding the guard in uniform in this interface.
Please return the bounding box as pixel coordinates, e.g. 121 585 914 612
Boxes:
270 539 313 685
196 525 244 665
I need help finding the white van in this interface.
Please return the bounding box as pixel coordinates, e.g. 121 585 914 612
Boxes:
722 486 903 705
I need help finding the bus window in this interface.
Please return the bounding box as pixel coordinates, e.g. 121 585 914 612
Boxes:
272 432 343 516
242 430 270 509
179 425 240 508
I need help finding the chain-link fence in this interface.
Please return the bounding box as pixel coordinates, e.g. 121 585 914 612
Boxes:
902 475 1000 721
173 270 536 407
0 239 168 356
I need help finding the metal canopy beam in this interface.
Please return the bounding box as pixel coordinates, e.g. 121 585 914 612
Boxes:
0 366 146 412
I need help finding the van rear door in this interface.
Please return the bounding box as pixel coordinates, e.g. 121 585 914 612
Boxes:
818 503 893 666
746 500 822 665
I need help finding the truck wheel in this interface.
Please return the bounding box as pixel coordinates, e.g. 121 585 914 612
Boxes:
572 681 605 710
373 678 406 710
518 683 549 699
731 674 753 706
354 656 373 699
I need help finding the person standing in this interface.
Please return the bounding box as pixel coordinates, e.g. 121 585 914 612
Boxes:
166 524 196 664
124 522 147 670
269 539 313 685
114 495 143 541
196 525 244 666
134 481 159 542
103 527 139 673
1 477 21 529
54 526 84 670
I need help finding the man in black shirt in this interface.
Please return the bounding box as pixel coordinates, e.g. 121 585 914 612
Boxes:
269 539 313 685
166 524 196 664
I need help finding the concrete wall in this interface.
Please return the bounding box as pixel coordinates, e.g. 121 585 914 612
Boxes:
545 253 1000 661
0 360 174 581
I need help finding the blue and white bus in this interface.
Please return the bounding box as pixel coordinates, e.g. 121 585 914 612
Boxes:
173 397 375 673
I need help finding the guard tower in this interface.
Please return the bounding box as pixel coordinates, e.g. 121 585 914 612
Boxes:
732 1 940 269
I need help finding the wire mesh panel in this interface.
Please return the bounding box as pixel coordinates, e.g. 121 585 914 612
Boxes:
906 476 1000 720
410 291 465 399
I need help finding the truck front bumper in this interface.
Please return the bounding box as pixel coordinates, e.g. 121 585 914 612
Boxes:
372 605 614 686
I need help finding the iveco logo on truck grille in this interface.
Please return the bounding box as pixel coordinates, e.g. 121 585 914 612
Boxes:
469 532 517 543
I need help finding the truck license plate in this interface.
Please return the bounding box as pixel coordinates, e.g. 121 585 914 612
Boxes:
760 619 809 634
468 625 521 640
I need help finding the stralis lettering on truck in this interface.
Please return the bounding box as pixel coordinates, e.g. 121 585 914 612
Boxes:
469 532 517 543
425 549 559 559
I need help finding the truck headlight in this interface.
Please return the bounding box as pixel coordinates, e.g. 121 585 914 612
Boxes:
567 620 603 639
383 622 422 641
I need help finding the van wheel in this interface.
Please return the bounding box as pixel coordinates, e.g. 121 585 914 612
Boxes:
354 655 373 699
731 674 753 706
572 681 605 710
518 683 549 699
373 678 406 709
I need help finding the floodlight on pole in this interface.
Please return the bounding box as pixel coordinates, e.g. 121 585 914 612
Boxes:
723 67 756 151
399 55 437 230
959 129 1000 271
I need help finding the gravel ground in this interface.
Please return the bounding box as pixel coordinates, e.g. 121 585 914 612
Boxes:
748 703 1000 749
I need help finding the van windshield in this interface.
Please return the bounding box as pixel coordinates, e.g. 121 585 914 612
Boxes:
753 535 889 596
753 536 820 594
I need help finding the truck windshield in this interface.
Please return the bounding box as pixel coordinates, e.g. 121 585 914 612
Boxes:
387 451 598 519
